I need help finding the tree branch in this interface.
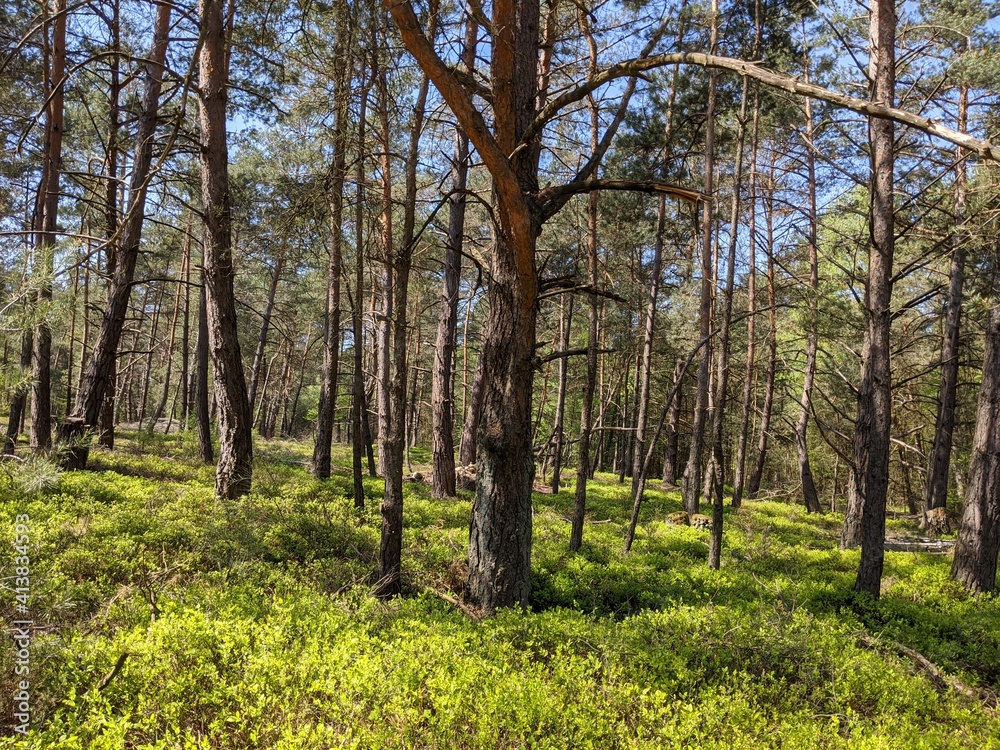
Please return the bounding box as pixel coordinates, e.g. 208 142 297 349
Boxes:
525 52 1000 161
536 179 706 209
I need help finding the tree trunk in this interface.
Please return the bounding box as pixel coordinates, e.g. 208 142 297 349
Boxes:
195 271 213 462
550 295 574 493
571 178 599 551
31 0 67 452
680 14 718 514
951 303 1000 593
732 86 760 508
661 358 683 486
351 77 370 510
149 248 187 432
61 0 171 466
199 0 252 497
747 155 778 500
248 248 285 413
458 347 485 468
431 11 475 498
852 0 895 598
796 45 822 515
925 85 968 515
707 73 749 568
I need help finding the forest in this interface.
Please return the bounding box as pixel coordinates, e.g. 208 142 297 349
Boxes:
1 0 999 744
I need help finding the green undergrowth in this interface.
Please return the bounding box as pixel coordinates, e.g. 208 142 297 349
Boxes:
1 430 997 748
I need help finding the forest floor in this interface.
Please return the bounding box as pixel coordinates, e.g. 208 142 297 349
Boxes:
1 430 998 748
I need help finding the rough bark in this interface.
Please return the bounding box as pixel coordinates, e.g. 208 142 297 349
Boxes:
852 0 896 598
951 303 1000 593
199 0 253 498
351 78 370 510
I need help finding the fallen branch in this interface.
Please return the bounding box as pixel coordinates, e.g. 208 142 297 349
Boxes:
857 634 996 708
423 586 482 622
98 652 130 692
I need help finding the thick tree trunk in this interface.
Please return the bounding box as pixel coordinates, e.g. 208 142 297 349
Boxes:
796 56 822 515
951 303 1000 593
199 0 252 498
925 86 968 515
61 0 171 466
852 0 896 598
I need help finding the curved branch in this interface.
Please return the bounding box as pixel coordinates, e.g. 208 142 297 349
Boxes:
525 52 1000 161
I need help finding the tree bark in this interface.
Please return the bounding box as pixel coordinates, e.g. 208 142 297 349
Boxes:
852 0 896 598
312 12 349 477
550 295 574 493
707 73 749 568
351 77 370 510
195 268 213 462
796 42 822 514
431 11 475 498
925 85 968 515
31 0 67 452
61 0 171 466
198 0 252 498
951 303 1000 593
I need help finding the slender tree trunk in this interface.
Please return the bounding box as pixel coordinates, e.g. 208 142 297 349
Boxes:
149 250 186 432
31 0 67 452
198 0 253 498
707 76 749 568
796 45 822 514
313 17 349 477
852 0 896 597
551 295 574 492
248 248 285 412
61 0 171 466
680 0 718 514
180 224 191 427
351 78 370 510
732 89 760 508
747 156 778 500
431 11 475 498
571 179 599 550
951 302 1000 593
377 2 436 595
661 358 683 486
138 272 168 425
925 85 969 514
195 257 213 462
629 197 665 503
4 331 32 455
458 349 485 468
